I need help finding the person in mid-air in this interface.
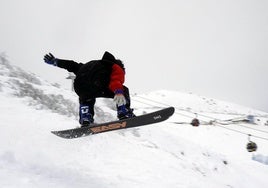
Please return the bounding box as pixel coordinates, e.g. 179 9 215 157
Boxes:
44 51 135 127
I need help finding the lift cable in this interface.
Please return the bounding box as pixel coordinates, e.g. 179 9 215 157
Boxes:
132 94 268 142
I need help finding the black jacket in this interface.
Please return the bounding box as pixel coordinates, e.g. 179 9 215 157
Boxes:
57 52 118 98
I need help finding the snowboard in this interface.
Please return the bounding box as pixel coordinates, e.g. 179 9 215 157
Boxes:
51 107 175 139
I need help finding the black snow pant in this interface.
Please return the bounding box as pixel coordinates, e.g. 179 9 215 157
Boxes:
78 86 132 117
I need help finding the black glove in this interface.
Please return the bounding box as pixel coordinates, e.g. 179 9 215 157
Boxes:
44 53 57 66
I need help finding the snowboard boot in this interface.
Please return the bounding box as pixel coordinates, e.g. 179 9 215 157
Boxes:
117 105 136 120
79 105 94 127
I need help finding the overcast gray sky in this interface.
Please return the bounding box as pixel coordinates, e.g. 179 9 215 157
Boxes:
0 0 268 112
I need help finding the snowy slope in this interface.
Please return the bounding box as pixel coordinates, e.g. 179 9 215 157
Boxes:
1 56 268 188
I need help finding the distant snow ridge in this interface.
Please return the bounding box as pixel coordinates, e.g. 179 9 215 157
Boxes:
141 90 267 116
0 54 78 117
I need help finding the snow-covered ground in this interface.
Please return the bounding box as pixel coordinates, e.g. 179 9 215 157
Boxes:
1 56 268 188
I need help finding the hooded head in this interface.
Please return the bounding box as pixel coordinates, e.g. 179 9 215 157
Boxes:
102 51 116 62
102 51 125 72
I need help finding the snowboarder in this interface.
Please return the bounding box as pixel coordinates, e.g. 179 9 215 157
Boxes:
44 51 135 127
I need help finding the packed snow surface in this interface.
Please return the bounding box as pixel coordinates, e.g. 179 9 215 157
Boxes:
1 57 268 188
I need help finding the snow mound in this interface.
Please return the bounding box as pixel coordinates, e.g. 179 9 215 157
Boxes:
1 55 268 188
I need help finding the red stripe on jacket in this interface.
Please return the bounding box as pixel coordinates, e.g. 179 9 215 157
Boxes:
109 64 125 92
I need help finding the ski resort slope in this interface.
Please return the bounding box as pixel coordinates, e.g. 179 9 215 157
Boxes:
1 58 268 188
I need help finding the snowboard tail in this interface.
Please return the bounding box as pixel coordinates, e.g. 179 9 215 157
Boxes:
52 107 175 139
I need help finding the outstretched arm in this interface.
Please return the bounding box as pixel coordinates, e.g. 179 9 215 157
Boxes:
43 53 82 74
